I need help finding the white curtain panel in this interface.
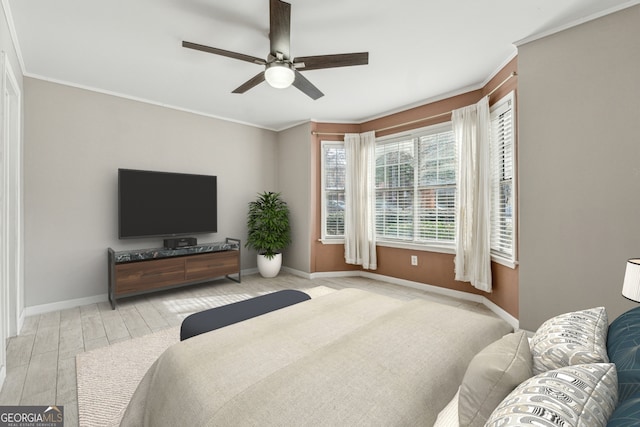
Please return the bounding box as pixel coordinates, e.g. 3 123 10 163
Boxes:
344 131 377 270
453 97 492 292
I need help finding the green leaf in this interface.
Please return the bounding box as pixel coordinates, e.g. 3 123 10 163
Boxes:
245 191 291 256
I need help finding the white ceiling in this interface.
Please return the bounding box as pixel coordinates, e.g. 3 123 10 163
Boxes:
4 0 637 131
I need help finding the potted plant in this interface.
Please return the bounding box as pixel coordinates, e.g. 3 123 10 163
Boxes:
246 191 291 277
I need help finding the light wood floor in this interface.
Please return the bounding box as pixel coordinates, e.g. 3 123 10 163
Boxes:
0 272 495 426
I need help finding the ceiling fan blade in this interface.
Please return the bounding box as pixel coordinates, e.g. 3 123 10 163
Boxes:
232 72 266 94
269 0 291 59
292 70 323 100
183 41 266 65
293 52 369 71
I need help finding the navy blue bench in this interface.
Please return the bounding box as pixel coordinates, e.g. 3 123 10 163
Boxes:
180 289 310 341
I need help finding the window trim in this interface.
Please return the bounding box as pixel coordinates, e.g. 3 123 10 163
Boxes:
320 140 346 241
489 91 518 269
376 239 455 254
318 99 518 269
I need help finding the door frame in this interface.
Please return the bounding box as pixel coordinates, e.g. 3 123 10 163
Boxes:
0 50 23 386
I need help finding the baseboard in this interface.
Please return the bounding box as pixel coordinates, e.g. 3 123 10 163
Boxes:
360 271 485 303
306 269 482 303
281 267 311 279
241 267 259 276
483 297 519 330
24 270 258 318
296 268 518 329
22 268 518 330
25 294 108 318
307 270 357 279
17 309 25 335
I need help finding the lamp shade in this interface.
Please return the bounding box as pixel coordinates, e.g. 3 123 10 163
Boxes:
264 63 295 89
622 259 640 302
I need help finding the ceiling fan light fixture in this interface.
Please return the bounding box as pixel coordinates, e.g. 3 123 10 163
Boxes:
182 0 367 99
265 62 295 89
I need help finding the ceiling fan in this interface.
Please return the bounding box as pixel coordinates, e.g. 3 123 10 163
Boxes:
182 0 369 100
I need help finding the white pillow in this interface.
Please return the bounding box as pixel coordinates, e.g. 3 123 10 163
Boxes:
486 363 618 427
530 306 609 375
434 389 460 427
458 331 532 426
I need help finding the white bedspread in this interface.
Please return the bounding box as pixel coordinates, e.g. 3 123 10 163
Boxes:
121 288 511 426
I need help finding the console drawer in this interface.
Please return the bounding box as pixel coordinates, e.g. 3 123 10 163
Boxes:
115 258 185 294
185 251 238 281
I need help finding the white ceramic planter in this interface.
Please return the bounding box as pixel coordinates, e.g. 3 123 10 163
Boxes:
257 253 282 278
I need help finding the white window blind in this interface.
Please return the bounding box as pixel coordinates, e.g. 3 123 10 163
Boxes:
417 131 456 241
375 124 455 244
490 93 516 260
375 139 414 240
321 142 346 239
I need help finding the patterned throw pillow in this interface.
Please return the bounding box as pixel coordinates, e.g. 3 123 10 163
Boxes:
530 306 609 375
486 363 618 427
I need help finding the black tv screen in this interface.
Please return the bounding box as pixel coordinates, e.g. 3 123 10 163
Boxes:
118 169 217 239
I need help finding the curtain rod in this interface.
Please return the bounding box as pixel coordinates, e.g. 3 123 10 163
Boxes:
312 71 517 137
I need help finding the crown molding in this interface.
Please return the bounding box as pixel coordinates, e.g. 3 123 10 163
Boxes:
515 0 640 46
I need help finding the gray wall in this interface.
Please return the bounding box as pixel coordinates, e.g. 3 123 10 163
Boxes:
518 5 640 330
24 78 278 307
277 122 312 273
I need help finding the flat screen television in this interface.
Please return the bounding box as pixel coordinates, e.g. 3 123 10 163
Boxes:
118 168 217 239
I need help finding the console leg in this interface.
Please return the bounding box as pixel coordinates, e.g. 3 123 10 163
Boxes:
226 272 241 283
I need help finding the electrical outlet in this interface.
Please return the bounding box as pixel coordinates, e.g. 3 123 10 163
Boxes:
411 255 418 266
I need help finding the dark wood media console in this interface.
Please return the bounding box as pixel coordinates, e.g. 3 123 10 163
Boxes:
107 238 241 309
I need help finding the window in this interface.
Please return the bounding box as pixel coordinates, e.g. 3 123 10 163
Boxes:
375 123 456 246
321 142 346 239
320 98 516 261
490 92 516 264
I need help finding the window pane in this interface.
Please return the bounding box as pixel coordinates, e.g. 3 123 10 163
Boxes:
325 192 345 236
416 186 455 241
322 143 346 238
375 189 413 239
375 138 415 240
415 130 456 243
375 126 456 245
490 95 515 258
376 139 414 190
324 146 346 189
418 132 456 186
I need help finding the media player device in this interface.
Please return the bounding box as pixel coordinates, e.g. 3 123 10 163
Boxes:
164 237 197 249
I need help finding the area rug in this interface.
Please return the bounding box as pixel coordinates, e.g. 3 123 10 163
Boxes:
76 326 180 427
74 286 336 426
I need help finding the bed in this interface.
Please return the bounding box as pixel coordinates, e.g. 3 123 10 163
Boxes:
436 303 640 426
120 288 512 426
120 288 640 426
